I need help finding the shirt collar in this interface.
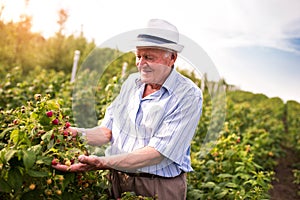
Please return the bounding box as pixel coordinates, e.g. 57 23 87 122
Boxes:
161 68 177 94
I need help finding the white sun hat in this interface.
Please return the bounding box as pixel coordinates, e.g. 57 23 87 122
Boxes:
135 19 184 52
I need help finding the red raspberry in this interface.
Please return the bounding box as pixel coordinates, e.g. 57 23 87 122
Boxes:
51 158 59 166
46 111 53 117
65 122 71 128
63 130 69 137
52 118 59 125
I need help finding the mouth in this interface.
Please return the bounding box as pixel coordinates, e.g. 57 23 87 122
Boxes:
140 67 152 74
141 69 152 74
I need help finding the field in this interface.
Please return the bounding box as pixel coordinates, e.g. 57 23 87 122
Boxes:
0 58 300 200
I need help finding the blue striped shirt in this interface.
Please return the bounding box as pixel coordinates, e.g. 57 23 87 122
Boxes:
101 69 202 177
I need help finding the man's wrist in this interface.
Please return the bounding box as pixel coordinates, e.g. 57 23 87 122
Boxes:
76 128 86 137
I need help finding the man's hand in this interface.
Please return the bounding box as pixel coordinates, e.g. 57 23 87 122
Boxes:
69 127 80 137
52 155 109 172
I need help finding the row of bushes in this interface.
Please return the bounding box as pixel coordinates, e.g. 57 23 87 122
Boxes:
1 62 300 199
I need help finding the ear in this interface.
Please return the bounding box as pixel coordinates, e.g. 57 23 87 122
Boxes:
172 53 177 60
168 53 176 67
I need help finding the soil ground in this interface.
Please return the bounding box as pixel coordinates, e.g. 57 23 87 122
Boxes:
269 146 300 200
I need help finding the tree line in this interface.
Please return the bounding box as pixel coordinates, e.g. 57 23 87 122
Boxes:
0 8 96 77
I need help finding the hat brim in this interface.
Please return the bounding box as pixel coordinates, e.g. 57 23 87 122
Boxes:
135 40 184 53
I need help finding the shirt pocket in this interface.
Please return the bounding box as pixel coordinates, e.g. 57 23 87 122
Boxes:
140 102 165 136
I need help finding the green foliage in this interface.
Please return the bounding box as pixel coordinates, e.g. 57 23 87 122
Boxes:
0 66 72 110
0 59 297 199
286 100 300 152
286 100 300 196
42 33 96 72
0 50 137 199
228 90 268 104
0 94 110 199
187 88 285 199
71 49 136 128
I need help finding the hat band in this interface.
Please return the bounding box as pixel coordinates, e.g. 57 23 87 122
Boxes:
137 34 177 44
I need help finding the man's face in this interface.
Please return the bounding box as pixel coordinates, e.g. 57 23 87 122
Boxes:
135 48 176 85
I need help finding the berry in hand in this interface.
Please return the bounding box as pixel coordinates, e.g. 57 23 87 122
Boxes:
65 121 71 128
51 158 59 166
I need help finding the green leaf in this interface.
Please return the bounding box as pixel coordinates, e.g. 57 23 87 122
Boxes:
8 168 23 190
61 173 75 190
236 173 250 180
47 100 60 110
0 178 12 193
41 130 53 141
217 173 233 179
4 149 17 163
187 189 203 200
21 190 43 200
0 149 5 163
10 129 20 144
36 156 52 165
23 150 36 170
0 127 14 139
253 162 263 169
243 180 256 186
28 144 42 154
224 149 235 157
235 161 244 166
225 182 237 188
215 190 228 199
39 115 51 126
30 112 39 120
61 191 80 200
202 181 216 188
235 166 245 172
206 159 217 166
27 169 48 177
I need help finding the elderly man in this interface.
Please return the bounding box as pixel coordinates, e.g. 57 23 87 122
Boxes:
53 19 202 199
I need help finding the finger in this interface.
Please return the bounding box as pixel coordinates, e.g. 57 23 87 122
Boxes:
61 127 77 137
78 155 92 164
52 163 69 172
69 127 78 137
78 155 102 167
52 163 87 172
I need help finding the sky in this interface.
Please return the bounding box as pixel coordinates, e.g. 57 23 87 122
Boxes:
1 0 300 103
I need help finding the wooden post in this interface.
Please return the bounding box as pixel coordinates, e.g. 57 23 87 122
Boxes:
121 62 128 78
71 50 80 83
